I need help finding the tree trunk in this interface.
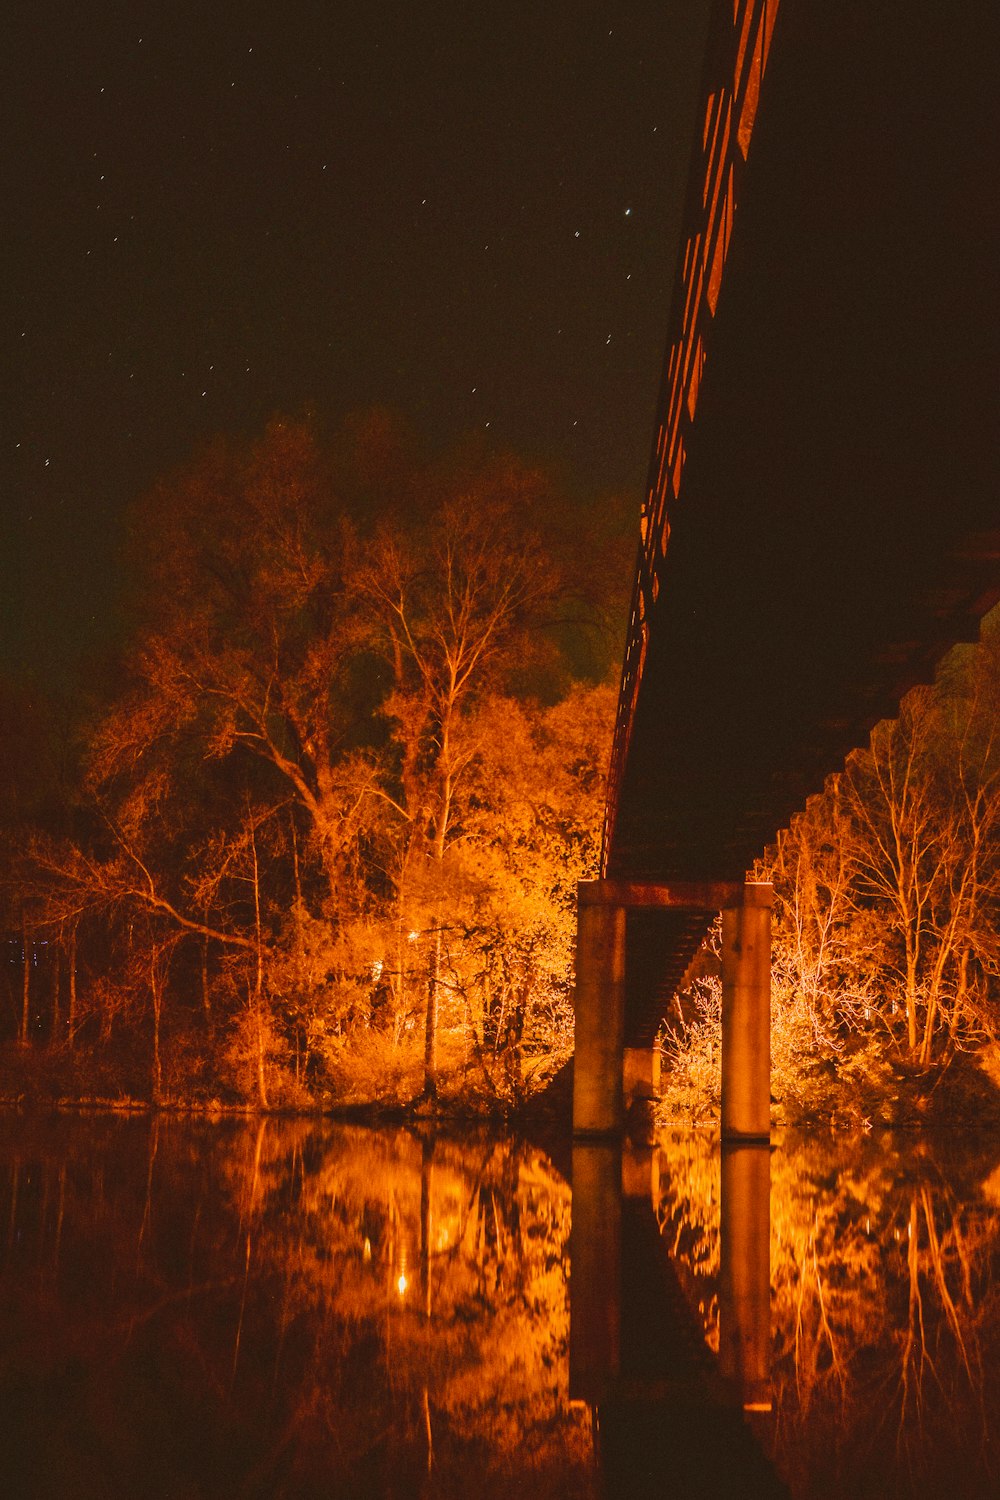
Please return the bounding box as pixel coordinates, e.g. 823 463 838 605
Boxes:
946 948 971 1045
393 916 407 1046
423 927 442 1100
150 956 162 1103
201 918 211 1024
904 944 919 1054
254 992 269 1110
249 814 269 1110
67 925 77 1047
50 945 61 1044
20 913 31 1047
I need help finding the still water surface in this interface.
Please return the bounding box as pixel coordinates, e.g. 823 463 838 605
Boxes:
0 1115 996 1498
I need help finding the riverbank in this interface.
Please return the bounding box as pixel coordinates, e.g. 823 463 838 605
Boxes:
0 1038 572 1124
3 1040 999 1133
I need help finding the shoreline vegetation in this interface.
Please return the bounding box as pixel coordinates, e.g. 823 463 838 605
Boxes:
3 416 1000 1131
2 1038 999 1134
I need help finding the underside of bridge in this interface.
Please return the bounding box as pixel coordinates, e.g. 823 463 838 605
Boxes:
589 0 999 1073
573 2 998 1133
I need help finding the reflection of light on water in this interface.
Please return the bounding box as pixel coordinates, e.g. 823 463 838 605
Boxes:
2 1118 589 1498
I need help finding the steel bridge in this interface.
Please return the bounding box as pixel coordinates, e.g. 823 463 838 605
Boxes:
573 0 999 1136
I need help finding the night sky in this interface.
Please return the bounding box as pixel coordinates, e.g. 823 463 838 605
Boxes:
6 1 711 681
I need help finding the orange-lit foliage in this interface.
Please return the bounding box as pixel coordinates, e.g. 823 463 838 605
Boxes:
11 415 621 1108
660 627 1000 1126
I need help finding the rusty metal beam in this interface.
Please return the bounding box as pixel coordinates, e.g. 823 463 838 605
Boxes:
579 879 745 911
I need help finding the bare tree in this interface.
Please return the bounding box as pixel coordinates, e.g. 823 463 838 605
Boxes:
843 676 1000 1065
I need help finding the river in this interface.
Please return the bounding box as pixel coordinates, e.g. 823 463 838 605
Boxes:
0 1115 996 1498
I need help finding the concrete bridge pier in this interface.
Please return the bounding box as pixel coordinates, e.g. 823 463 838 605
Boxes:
623 1045 661 1110
573 899 627 1136
720 883 773 1142
572 879 772 1139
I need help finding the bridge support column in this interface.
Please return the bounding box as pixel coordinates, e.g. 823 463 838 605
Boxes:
574 878 770 1137
623 1045 660 1109
573 901 626 1134
721 883 773 1142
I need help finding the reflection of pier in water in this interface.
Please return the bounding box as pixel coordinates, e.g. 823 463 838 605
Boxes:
571 1140 787 1499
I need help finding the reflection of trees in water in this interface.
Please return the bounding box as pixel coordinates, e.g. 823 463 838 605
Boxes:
892 1175 993 1483
0 1117 592 1499
653 1130 1000 1499
654 1129 722 1354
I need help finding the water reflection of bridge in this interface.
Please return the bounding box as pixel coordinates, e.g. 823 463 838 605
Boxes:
570 1130 1000 1499
573 2 999 1138
572 1139 784 1498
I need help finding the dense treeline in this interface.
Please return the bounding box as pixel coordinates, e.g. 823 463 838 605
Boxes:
1 414 625 1109
3 414 999 1121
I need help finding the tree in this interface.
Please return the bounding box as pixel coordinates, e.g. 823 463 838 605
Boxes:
356 462 569 1099
8 412 623 1106
842 652 1000 1064
96 419 378 905
450 684 614 1100
662 619 1000 1122
0 676 83 1047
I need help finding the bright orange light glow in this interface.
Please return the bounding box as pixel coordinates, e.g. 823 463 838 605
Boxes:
397 1273 408 1296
